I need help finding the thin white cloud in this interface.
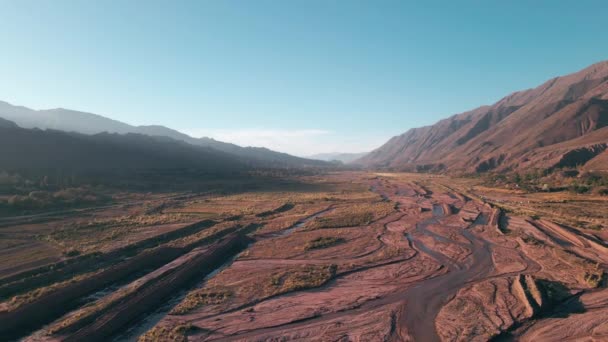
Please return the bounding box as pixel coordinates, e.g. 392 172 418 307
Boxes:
181 128 385 156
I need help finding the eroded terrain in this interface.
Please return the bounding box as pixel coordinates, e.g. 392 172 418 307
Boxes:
1 172 607 341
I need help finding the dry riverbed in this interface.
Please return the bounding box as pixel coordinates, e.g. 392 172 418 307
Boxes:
1 172 607 341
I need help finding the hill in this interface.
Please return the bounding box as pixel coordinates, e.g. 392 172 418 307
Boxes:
0 102 326 168
0 117 17 129
308 152 368 164
0 125 244 173
356 61 608 173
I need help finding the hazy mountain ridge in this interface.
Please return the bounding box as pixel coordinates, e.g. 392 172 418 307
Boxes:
0 101 326 168
356 60 608 173
0 117 18 128
0 124 245 172
308 152 368 163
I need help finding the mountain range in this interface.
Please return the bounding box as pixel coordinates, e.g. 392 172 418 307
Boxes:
0 126 245 173
3 60 608 176
308 152 368 164
356 60 608 173
0 101 326 169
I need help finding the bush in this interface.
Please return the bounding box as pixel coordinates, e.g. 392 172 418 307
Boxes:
63 249 81 257
304 236 345 251
522 234 543 246
7 195 40 208
594 187 608 196
580 172 608 187
2 187 110 213
139 324 195 342
269 264 337 294
170 288 232 315
29 191 51 200
570 184 590 194
311 211 373 229
589 225 603 230
0 171 21 185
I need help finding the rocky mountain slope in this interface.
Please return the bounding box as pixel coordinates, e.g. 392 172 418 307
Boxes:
0 102 325 168
356 61 608 173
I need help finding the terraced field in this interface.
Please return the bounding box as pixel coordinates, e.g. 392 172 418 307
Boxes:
1 172 607 341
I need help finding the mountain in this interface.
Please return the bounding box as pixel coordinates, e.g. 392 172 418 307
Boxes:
0 125 243 173
356 60 608 173
0 102 326 168
308 152 368 164
0 117 18 129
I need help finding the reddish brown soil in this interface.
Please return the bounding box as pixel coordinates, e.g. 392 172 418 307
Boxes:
134 173 607 341
4 172 608 341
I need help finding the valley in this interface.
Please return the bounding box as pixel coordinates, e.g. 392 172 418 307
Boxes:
1 172 606 341
2 3 608 341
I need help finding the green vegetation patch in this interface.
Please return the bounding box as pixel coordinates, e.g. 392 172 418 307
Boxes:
304 236 346 251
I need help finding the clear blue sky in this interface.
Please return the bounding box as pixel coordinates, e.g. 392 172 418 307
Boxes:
1 1 607 156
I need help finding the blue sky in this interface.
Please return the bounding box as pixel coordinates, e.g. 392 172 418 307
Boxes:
1 1 607 156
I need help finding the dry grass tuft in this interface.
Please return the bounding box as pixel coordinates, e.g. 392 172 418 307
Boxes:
304 236 345 251
269 264 337 293
309 202 394 229
139 324 196 342
170 288 232 315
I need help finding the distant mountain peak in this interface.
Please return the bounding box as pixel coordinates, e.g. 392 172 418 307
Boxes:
310 152 369 163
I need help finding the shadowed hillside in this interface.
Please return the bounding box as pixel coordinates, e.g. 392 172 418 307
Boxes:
0 117 18 128
0 102 326 168
0 125 244 173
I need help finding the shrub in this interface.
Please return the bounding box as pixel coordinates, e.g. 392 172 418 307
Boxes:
63 249 81 257
580 172 608 187
584 271 602 288
521 234 543 246
311 211 373 229
304 236 345 251
256 203 295 217
0 171 21 185
139 324 195 342
269 264 337 294
171 288 232 315
595 187 608 196
570 184 590 194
